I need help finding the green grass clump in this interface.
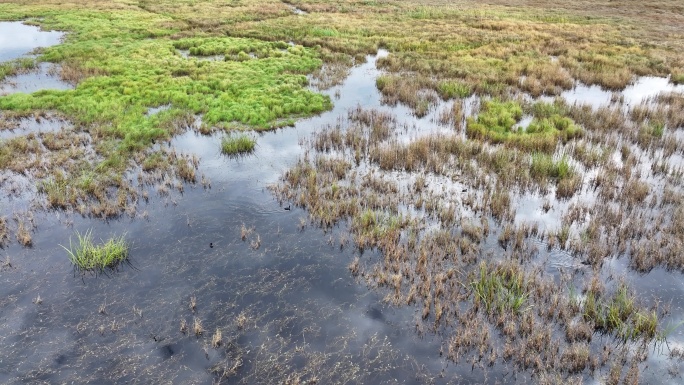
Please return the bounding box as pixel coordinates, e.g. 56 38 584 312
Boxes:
472 262 529 315
583 284 658 341
221 134 256 155
468 99 523 137
467 100 581 152
0 57 37 81
62 229 129 272
673 72 684 85
351 209 406 248
530 153 574 181
436 80 472 99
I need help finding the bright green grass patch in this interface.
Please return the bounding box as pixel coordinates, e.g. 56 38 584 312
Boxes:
466 100 581 152
221 133 256 155
62 229 129 271
0 7 330 144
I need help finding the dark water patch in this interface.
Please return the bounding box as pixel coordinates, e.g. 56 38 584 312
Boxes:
0 22 63 63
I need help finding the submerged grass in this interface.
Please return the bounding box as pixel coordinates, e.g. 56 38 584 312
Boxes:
62 229 128 271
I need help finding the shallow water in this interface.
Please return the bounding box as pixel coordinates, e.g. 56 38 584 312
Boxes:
561 76 684 109
0 46 484 383
0 63 72 95
287 5 308 15
0 115 69 140
3 22 684 384
0 22 62 62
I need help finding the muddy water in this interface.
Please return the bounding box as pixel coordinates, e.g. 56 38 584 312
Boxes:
3 22 684 384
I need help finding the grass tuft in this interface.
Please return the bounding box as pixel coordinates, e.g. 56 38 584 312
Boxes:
62 229 129 272
583 284 658 341
472 262 529 316
221 134 256 156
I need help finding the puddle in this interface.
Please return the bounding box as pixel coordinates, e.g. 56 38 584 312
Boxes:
286 4 308 15
623 76 684 106
0 115 69 140
561 82 614 108
0 63 73 95
0 22 69 95
561 76 684 109
177 49 225 61
0 22 63 62
145 104 171 116
513 115 534 131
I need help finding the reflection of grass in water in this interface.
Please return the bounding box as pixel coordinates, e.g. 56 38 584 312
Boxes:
221 134 256 156
62 229 128 271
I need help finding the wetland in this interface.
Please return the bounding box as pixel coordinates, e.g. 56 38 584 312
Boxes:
2 0 684 384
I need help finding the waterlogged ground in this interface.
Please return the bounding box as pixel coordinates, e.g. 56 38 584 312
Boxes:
0 23 480 384
3 12 684 385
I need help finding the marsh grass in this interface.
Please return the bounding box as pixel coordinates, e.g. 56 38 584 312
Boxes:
0 217 9 247
472 262 529 315
583 285 658 341
273 97 677 381
0 57 37 81
62 229 128 272
2 0 684 381
467 99 581 151
221 134 256 156
0 4 331 217
530 153 575 181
